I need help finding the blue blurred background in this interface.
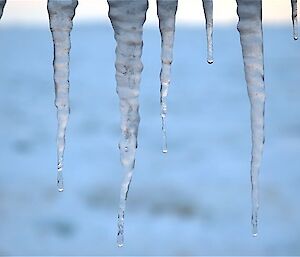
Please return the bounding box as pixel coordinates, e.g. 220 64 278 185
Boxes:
0 0 300 255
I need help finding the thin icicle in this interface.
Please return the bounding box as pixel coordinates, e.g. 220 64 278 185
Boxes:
47 0 78 192
0 0 6 20
157 0 178 154
291 0 298 40
202 0 213 64
108 0 148 247
236 0 265 237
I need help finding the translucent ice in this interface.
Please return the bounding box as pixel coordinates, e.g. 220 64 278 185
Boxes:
47 0 78 192
291 0 298 40
157 0 178 153
108 0 148 247
236 0 265 237
0 0 6 20
202 0 213 64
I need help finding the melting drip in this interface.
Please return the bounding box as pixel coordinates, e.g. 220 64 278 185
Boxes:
157 0 178 154
236 0 265 237
291 0 298 40
0 0 6 19
108 0 148 247
202 0 214 64
47 0 78 192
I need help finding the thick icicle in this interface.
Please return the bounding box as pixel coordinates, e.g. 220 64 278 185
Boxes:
157 0 178 154
202 0 213 64
236 0 265 237
47 0 78 192
108 0 148 247
0 0 6 20
291 0 298 40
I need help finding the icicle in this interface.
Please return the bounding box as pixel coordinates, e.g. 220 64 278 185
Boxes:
108 0 148 247
47 0 78 192
0 0 6 20
202 0 214 64
236 0 265 237
291 0 298 40
157 0 178 154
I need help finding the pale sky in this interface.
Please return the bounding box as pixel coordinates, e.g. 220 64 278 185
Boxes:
0 0 295 26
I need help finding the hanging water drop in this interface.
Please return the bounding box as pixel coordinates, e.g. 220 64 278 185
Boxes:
202 0 214 64
0 0 6 20
108 0 148 247
291 0 298 40
236 0 265 237
47 0 78 192
157 0 178 154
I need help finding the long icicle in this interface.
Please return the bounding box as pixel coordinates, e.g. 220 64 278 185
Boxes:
157 0 178 154
236 0 265 237
108 0 148 247
47 0 78 192
291 0 298 40
202 0 214 64
0 0 7 20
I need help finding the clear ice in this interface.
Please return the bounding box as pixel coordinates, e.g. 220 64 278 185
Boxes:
0 0 6 19
236 0 265 237
108 0 148 247
157 0 178 153
47 0 78 192
202 0 214 64
291 0 298 40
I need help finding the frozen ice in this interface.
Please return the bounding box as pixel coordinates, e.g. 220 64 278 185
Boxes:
291 0 298 40
108 0 148 247
236 0 265 237
202 0 213 64
157 0 178 153
47 0 78 192
0 0 6 20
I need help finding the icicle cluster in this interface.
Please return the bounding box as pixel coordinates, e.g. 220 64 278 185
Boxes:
108 0 148 247
236 0 265 237
47 0 78 192
157 0 178 153
0 0 6 19
0 0 298 247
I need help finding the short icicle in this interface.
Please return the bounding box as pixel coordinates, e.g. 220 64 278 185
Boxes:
107 0 148 247
236 0 265 237
47 0 78 192
0 0 7 20
157 0 178 154
202 0 214 64
291 0 298 40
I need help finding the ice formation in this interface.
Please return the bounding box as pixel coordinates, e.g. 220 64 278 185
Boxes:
0 0 298 246
107 0 148 247
0 0 6 19
157 0 178 153
236 0 265 237
202 0 214 64
47 0 78 192
291 0 298 39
